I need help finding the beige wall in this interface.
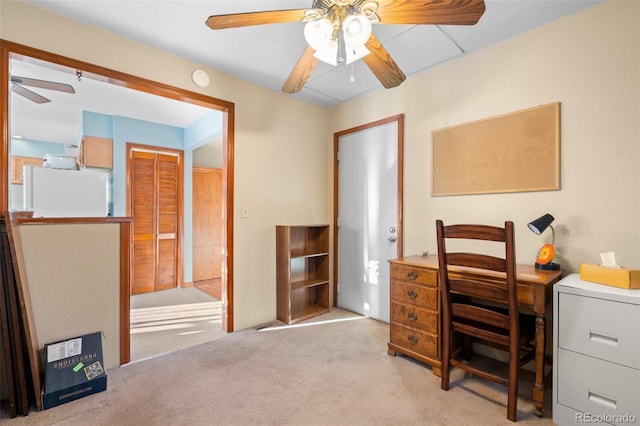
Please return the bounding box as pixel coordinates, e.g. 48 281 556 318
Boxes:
14 223 121 369
330 0 640 272
0 2 332 332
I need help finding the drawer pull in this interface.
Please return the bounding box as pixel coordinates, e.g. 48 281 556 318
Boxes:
588 390 617 409
407 335 418 344
407 290 418 299
407 271 418 280
407 312 418 322
589 331 618 347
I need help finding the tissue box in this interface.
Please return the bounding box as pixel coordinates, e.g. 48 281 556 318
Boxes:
579 264 640 289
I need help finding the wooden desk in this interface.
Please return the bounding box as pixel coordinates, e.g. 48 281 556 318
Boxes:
388 254 562 418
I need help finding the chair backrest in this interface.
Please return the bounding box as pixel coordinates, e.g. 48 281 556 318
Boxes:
436 220 519 342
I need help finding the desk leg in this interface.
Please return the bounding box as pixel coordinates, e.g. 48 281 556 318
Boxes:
533 315 545 417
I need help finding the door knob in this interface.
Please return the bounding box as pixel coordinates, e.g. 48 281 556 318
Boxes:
388 236 397 243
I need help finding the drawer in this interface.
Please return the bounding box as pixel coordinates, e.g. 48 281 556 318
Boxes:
390 264 437 286
391 302 437 333
390 323 438 359
557 349 640 421
391 281 438 309
558 293 640 369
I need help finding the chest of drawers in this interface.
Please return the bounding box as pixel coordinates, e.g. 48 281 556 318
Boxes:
387 256 441 376
553 274 640 425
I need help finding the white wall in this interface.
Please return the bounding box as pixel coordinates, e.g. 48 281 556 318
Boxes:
330 0 640 272
0 2 332 331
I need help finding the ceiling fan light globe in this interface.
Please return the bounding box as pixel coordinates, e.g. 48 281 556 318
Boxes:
345 45 370 64
304 18 333 51
343 14 372 48
313 43 339 66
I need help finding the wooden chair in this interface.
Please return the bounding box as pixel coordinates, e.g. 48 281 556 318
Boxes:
436 220 536 422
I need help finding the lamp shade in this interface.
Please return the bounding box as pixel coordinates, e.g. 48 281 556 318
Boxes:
345 45 370 64
528 213 554 235
304 18 333 51
313 43 339 66
343 14 372 48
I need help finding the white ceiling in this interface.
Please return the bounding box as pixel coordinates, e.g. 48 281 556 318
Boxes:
10 59 216 144
23 0 602 109
11 0 602 145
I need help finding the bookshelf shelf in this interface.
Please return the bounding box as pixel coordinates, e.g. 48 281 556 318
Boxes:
276 225 330 324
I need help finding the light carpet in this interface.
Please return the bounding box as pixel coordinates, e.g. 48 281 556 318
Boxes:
7 308 553 425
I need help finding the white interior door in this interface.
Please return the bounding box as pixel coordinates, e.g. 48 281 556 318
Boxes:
337 119 400 323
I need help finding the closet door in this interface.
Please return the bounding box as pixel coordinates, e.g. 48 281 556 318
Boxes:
129 147 182 295
131 150 157 294
192 167 222 282
156 153 179 291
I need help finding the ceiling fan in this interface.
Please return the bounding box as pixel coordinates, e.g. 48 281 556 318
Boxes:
10 75 75 104
206 0 486 94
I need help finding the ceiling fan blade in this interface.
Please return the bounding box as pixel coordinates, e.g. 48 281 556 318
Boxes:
11 84 51 104
282 46 319 94
363 34 406 89
11 76 75 93
206 9 308 30
376 0 486 25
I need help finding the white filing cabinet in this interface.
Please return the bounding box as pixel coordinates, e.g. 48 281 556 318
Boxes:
553 274 640 425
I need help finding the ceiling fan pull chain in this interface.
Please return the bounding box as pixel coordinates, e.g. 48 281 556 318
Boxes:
350 62 355 83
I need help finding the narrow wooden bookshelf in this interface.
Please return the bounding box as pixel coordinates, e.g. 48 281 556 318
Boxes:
276 225 330 324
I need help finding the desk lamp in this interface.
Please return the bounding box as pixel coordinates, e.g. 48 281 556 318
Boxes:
528 213 561 270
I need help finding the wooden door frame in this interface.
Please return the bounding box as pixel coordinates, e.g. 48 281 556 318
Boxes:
332 114 404 307
0 40 236 366
126 144 185 293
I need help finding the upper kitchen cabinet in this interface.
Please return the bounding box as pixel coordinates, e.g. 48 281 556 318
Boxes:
11 156 44 185
78 136 113 170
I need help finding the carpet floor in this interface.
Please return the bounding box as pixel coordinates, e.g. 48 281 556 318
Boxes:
6 309 554 425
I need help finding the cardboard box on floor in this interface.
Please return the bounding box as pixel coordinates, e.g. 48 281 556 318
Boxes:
42 332 107 409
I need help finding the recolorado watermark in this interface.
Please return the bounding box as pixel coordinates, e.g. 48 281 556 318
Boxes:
576 413 637 423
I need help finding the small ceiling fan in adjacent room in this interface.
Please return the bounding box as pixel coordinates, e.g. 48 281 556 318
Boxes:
10 75 75 104
206 0 486 94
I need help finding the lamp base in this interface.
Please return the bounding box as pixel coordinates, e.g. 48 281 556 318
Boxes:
535 262 561 271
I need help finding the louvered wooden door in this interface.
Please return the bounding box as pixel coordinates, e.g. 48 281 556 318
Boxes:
129 147 182 295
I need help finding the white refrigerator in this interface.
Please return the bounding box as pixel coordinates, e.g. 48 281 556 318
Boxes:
23 166 110 217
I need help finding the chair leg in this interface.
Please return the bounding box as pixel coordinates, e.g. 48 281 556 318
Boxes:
441 356 450 391
507 379 518 421
441 330 451 391
507 348 519 422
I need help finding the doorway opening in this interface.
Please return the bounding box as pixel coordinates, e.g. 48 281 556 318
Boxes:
0 40 235 365
129 287 224 362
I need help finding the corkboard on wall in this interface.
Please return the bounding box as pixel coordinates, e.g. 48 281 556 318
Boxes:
432 102 560 196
